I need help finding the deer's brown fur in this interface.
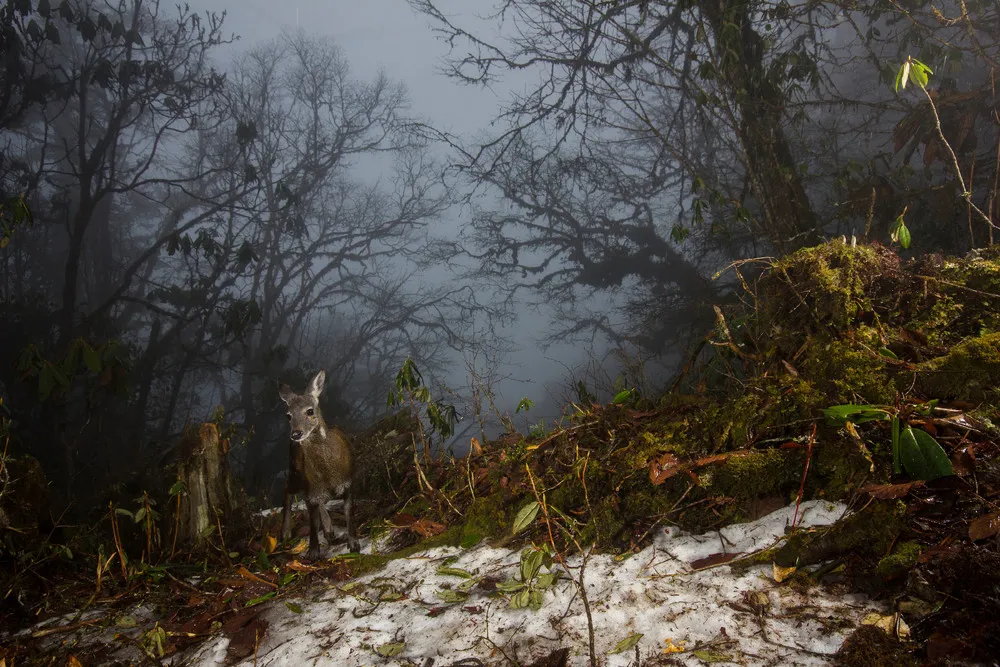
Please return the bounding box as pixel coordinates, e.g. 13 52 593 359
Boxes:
278 370 359 558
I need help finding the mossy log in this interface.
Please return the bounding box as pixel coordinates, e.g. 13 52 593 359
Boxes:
175 423 244 549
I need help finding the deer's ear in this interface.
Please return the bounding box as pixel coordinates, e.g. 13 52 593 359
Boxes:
308 370 326 397
278 383 293 404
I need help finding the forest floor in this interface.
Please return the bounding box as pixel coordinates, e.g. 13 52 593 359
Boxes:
3 240 1000 665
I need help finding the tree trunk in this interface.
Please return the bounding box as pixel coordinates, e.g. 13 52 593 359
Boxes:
174 423 245 550
703 1 820 253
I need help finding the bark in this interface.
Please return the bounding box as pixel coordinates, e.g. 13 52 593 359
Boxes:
175 423 244 549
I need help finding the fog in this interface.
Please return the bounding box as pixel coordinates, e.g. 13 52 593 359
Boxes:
1 0 995 510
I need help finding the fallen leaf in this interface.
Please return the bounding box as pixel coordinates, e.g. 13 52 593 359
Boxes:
689 552 739 569
772 562 797 583
951 447 976 476
284 560 320 573
649 452 681 486
289 539 308 555
66 657 83 667
410 518 446 537
968 513 1000 542
781 360 799 377
662 637 687 654
862 612 910 639
861 481 925 499
237 566 276 589
469 436 482 457
375 642 405 657
262 535 277 554
609 632 643 654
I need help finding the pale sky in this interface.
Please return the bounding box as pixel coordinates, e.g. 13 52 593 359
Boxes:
191 0 594 426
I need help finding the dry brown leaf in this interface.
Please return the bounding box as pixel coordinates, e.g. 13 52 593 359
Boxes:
284 560 320 573
410 518 446 538
861 481 925 499
289 538 308 555
781 360 799 377
66 657 83 667
391 513 417 527
968 513 1000 542
469 436 482 458
237 566 276 589
649 452 681 486
262 535 277 555
689 552 739 569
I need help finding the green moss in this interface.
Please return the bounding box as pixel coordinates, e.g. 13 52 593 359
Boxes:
761 242 891 336
459 495 508 546
876 541 922 579
811 433 876 498
707 449 799 501
801 338 895 405
917 332 1000 400
578 496 625 546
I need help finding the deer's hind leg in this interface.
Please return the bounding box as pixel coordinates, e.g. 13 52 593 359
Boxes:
344 490 360 553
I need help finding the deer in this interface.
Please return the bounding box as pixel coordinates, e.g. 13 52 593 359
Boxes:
278 370 360 559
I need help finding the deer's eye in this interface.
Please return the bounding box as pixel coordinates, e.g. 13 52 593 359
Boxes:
285 413 291 421
306 408 315 417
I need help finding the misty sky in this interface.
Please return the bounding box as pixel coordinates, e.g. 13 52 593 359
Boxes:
191 0 600 425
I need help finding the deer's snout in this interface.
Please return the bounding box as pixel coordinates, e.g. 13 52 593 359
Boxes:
290 429 304 441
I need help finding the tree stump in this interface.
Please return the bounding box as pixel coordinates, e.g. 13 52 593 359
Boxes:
175 423 244 549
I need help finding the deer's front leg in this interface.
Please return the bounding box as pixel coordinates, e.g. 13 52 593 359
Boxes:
306 501 323 560
280 482 294 541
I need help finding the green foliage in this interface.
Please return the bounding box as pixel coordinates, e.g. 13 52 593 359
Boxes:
497 545 561 611
612 388 636 405
515 396 534 414
824 403 952 481
0 194 33 249
512 501 540 535
822 404 890 424
16 338 130 402
610 632 644 655
387 356 458 441
899 426 953 481
895 56 933 92
889 208 912 250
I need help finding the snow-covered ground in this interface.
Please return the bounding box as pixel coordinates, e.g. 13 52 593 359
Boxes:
180 499 880 666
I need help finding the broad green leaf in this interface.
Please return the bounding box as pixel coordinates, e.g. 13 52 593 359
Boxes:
497 579 525 593
895 60 910 91
899 427 953 481
612 389 634 405
375 642 405 657
610 632 644 654
535 571 559 588
520 549 544 583
822 404 889 424
512 501 540 534
284 601 303 613
528 588 545 610
244 591 276 607
878 347 898 360
436 566 473 578
436 588 469 603
692 649 735 663
510 589 531 609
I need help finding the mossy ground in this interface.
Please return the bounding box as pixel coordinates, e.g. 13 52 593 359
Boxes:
354 240 1000 663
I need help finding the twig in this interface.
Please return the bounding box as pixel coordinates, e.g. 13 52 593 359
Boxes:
791 423 817 531
918 84 997 231
30 617 103 639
